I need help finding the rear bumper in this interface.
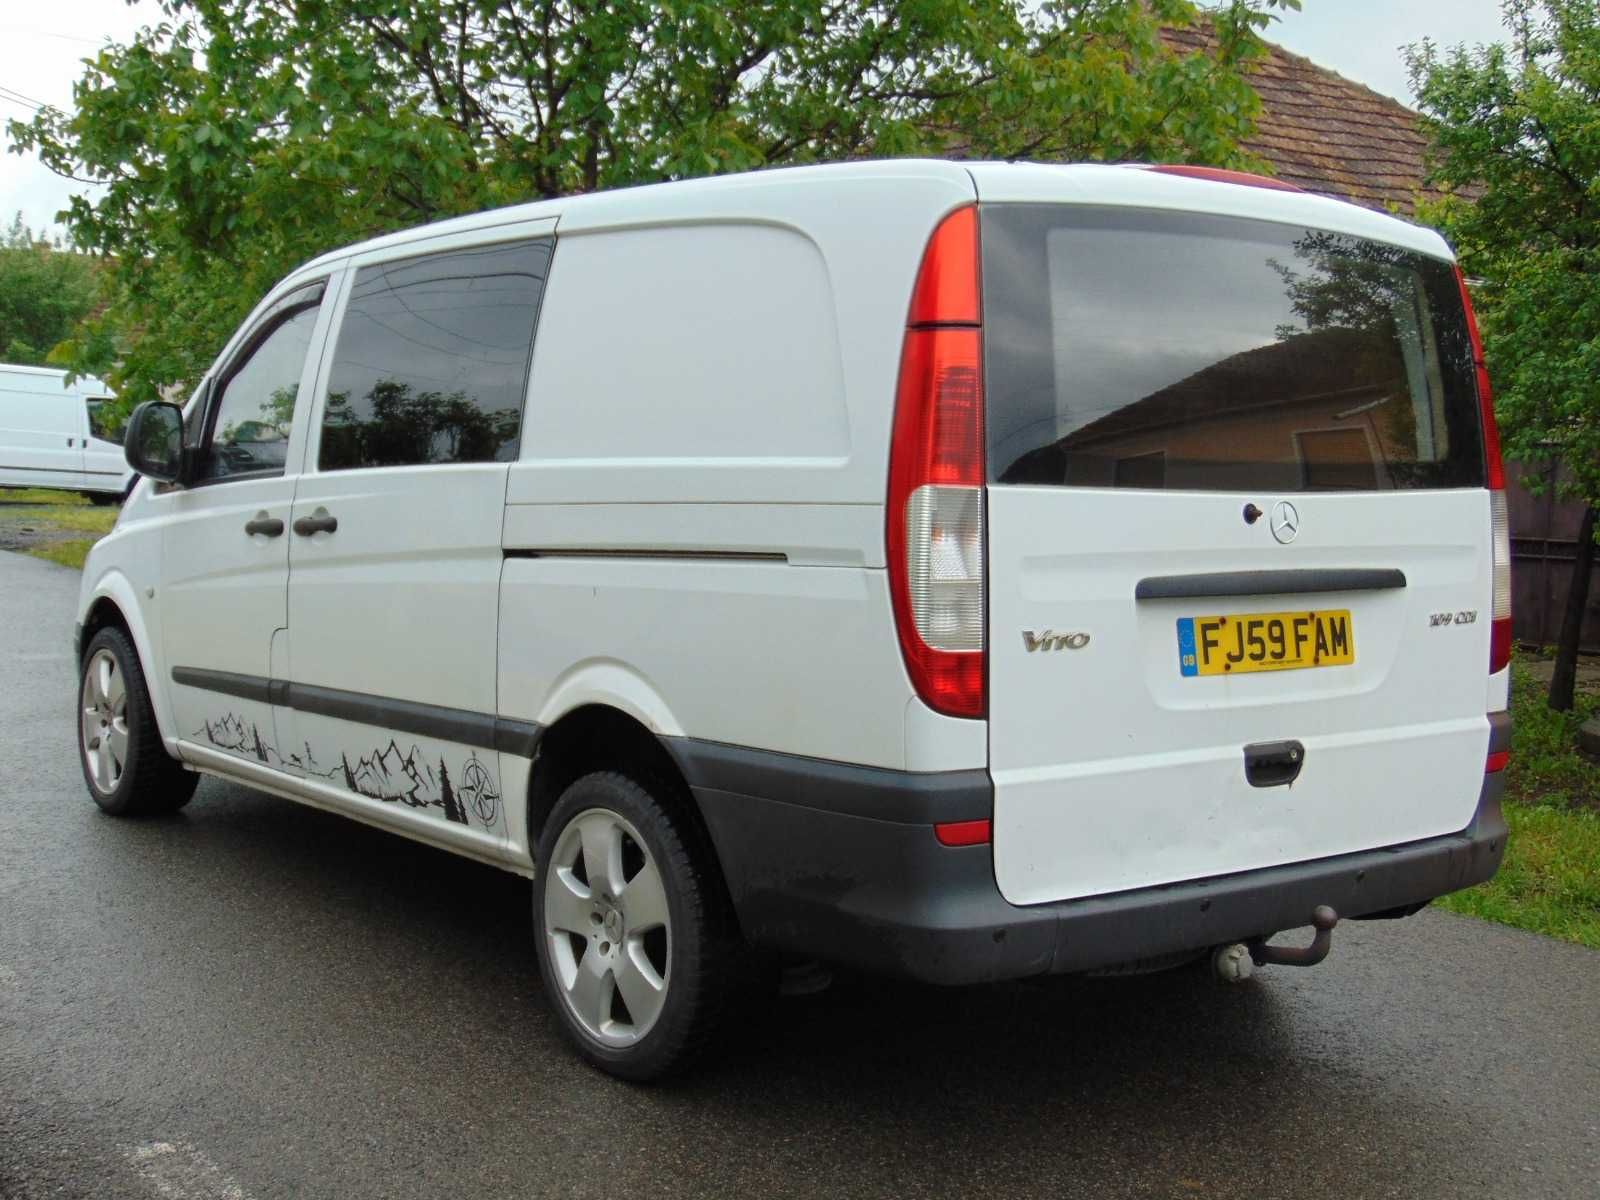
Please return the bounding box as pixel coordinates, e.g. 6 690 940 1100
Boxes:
672 719 1510 986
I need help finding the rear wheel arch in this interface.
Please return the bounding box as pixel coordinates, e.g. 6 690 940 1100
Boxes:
525 705 734 924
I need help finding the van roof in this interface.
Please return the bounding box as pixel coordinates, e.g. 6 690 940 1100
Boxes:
0 363 112 393
293 158 1452 278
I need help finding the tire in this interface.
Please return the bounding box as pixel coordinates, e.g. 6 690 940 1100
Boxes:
77 626 198 816
533 771 740 1081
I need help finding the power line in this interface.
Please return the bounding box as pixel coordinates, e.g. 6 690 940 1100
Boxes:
0 84 52 112
0 26 103 47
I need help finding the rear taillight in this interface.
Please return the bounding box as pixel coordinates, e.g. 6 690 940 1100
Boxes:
887 206 986 719
1456 266 1512 674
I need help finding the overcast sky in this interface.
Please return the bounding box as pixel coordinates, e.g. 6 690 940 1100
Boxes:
0 0 1514 239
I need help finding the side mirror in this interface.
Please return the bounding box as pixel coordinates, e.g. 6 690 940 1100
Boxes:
124 401 187 484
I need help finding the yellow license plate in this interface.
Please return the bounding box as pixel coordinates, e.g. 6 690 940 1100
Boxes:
1177 609 1354 677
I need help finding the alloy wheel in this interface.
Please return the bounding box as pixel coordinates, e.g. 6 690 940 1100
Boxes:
542 807 672 1046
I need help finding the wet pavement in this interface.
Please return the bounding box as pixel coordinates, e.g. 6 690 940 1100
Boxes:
2 549 1597 1199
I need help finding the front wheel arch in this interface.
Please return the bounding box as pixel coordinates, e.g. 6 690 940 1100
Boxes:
78 572 174 750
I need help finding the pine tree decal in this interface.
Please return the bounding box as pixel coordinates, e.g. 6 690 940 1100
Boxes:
341 752 357 790
251 725 268 762
438 758 467 824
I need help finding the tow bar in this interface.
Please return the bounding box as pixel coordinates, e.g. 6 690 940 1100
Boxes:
1211 905 1340 982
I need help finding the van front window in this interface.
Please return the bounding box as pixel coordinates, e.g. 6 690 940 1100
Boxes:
981 206 1486 492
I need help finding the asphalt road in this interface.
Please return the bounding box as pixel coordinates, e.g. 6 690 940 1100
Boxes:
2 548 1597 1200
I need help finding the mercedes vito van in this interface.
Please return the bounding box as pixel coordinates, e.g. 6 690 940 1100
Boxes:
1 364 132 502
73 161 1510 1079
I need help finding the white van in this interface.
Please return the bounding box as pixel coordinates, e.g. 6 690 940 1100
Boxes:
72 161 1511 1079
1 364 133 502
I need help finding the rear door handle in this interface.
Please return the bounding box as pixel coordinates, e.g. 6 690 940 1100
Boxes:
1244 740 1304 788
292 507 338 537
244 512 284 538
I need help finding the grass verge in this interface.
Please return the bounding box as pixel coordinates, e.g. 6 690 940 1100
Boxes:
0 488 118 570
1435 658 1600 949
0 487 93 506
25 538 103 571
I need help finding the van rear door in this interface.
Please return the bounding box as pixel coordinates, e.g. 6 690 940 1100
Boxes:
981 204 1496 906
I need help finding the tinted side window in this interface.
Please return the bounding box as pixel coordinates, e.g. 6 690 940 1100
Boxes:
319 239 551 471
198 289 324 483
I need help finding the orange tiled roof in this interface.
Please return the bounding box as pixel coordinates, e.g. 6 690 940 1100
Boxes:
1163 26 1446 216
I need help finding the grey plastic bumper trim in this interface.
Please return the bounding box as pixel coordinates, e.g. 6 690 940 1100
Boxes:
667 737 992 826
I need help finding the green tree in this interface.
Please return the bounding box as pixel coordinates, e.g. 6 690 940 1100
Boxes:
0 213 101 366
1408 0 1600 711
9 0 1296 402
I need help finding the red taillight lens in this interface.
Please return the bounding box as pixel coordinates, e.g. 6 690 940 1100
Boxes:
934 818 993 847
1456 266 1512 673
1456 266 1506 491
1486 750 1510 774
888 206 986 719
908 205 980 326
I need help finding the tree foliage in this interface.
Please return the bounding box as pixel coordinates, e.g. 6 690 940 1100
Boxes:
9 0 1295 401
0 214 100 366
1408 0 1600 709
1408 0 1600 513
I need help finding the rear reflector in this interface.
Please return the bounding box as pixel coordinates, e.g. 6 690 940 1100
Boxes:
888 207 987 719
1486 750 1510 774
1456 267 1512 673
934 818 992 847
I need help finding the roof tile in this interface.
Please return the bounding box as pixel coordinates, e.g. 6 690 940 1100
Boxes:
1160 26 1448 215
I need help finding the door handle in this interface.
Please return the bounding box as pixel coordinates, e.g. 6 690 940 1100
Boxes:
293 507 338 537
1243 740 1305 788
244 512 285 538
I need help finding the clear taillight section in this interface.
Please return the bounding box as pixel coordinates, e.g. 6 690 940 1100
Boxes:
1490 488 1513 670
887 207 986 718
905 484 984 651
1491 489 1512 621
1456 266 1512 674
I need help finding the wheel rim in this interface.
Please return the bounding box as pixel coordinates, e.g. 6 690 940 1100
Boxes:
79 648 129 795
543 806 671 1047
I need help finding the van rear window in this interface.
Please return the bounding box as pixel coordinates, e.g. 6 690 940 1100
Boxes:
982 206 1485 491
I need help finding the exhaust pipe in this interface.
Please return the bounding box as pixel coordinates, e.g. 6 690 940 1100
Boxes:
1212 905 1340 981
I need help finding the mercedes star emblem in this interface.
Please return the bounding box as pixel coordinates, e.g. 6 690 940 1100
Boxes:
1270 499 1300 544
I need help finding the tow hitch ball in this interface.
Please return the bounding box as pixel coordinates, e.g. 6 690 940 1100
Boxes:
1212 906 1340 982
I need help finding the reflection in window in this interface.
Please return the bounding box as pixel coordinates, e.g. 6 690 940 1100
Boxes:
199 303 320 482
85 398 123 445
319 240 552 471
982 207 1484 493
1297 428 1379 490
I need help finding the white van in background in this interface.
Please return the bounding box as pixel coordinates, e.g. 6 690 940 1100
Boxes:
0 364 133 503
73 161 1511 1080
